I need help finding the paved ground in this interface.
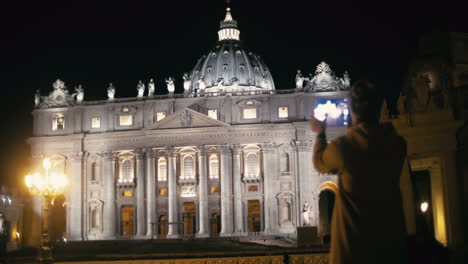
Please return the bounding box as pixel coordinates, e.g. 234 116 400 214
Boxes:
2 238 328 263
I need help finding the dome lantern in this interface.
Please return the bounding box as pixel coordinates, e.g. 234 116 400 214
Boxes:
218 7 240 41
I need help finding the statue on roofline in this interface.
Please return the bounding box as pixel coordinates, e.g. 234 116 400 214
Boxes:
183 73 191 92
137 80 145 98
148 79 155 96
107 83 116 101
74 85 84 103
166 77 175 93
295 70 305 89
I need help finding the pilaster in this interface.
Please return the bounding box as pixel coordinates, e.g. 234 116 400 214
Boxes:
219 144 233 235
135 149 146 237
196 145 209 237
166 147 180 238
145 148 156 238
68 152 84 240
294 140 317 227
102 151 116 239
261 143 277 233
232 144 243 234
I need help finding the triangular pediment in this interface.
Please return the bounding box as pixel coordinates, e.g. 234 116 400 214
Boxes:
145 107 229 130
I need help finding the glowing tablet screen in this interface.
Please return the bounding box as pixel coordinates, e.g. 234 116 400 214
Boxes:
313 98 349 126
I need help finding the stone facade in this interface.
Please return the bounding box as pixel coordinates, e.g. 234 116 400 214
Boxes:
27 88 347 242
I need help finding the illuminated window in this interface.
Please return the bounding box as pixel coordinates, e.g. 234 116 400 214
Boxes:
119 115 133 126
52 113 65 131
248 185 258 192
209 155 219 179
211 187 219 193
246 153 258 177
243 108 257 119
278 107 288 118
119 159 134 183
182 156 194 179
91 117 101 128
246 100 254 105
159 188 168 196
122 107 130 112
208 109 218 120
122 190 133 197
158 158 167 182
156 112 166 122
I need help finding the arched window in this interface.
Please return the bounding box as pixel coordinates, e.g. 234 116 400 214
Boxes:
120 159 133 183
183 156 194 179
209 154 219 179
246 153 257 177
158 158 167 182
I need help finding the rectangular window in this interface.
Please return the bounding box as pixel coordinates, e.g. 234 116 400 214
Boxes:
91 117 101 128
159 188 168 196
119 115 133 126
208 109 218 120
248 185 258 192
52 113 65 131
243 108 257 119
122 190 133 197
278 107 288 118
211 186 219 193
156 112 166 121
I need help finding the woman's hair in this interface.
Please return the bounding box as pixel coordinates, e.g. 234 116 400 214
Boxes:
350 80 383 124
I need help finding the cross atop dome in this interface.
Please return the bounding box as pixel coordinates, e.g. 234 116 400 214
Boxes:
218 2 240 41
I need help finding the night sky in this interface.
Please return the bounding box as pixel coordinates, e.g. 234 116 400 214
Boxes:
0 1 464 188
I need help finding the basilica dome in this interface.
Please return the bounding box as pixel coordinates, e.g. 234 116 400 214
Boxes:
187 8 275 94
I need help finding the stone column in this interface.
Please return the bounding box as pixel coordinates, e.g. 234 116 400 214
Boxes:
68 152 84 240
135 149 145 237
295 140 316 226
262 143 277 233
196 145 209 237
232 144 243 234
145 148 156 238
167 147 180 237
102 151 116 239
220 144 233 235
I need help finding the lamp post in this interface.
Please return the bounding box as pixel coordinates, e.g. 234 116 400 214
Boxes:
25 158 68 264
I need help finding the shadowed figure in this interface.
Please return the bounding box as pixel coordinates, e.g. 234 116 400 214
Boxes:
310 80 407 264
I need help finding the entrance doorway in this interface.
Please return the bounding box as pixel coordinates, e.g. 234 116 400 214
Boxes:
50 194 66 242
158 215 168 238
121 205 134 237
319 190 335 244
247 200 261 232
411 170 435 240
183 202 196 235
210 213 221 235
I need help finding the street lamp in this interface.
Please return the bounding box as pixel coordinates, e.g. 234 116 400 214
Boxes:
25 157 68 263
